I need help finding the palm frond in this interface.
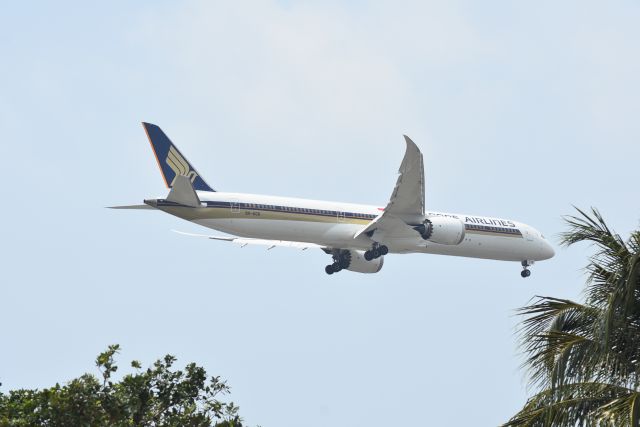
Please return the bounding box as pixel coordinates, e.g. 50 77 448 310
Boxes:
560 207 627 254
517 298 600 389
594 390 640 426
508 207 640 426
504 383 636 427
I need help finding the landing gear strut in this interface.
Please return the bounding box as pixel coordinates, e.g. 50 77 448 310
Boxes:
364 243 388 261
325 250 352 275
521 260 534 278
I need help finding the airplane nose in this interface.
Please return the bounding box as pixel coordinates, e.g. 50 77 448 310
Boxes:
540 241 555 260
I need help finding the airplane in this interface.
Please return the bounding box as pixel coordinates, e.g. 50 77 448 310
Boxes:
111 123 554 277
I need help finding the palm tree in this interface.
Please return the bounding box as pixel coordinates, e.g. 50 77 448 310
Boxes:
505 208 640 426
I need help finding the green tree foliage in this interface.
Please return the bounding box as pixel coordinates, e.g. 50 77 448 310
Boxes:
0 345 243 426
505 208 640 426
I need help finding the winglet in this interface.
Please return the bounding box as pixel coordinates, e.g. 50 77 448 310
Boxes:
142 122 215 192
388 135 424 216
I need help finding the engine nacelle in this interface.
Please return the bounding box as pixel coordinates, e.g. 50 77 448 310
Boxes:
344 250 384 273
414 216 465 245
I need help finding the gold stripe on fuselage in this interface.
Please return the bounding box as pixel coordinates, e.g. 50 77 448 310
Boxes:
465 229 522 238
159 205 372 225
158 204 523 237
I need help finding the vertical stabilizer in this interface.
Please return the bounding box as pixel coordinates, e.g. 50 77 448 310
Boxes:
142 122 215 192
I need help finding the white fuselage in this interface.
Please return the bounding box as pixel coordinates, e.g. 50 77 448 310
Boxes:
154 191 555 263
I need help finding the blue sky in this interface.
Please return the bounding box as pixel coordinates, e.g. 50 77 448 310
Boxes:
1 1 639 425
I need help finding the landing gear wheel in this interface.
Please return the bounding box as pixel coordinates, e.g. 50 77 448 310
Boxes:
364 250 374 261
379 245 389 255
372 248 381 258
325 249 352 274
520 260 533 278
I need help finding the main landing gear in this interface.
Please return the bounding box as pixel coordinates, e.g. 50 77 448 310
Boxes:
521 260 534 278
325 250 351 275
364 244 388 261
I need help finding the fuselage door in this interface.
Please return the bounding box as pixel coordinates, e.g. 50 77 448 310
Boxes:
524 228 534 242
337 210 346 222
230 200 241 214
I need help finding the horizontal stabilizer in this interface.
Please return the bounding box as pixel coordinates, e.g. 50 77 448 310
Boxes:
172 230 324 250
166 175 201 207
107 204 156 210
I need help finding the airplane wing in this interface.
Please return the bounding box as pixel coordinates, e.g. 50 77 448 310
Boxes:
385 135 425 218
355 135 425 240
172 230 325 250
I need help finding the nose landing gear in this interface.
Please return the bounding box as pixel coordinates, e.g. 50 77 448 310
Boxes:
521 260 534 278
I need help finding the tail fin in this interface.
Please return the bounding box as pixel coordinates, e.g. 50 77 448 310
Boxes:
142 122 215 192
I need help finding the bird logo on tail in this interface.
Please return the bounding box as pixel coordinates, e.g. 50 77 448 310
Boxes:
166 145 198 185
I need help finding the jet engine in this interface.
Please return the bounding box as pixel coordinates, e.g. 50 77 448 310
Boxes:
413 216 465 245
346 250 384 273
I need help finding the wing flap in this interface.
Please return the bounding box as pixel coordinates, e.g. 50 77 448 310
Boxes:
354 213 418 240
